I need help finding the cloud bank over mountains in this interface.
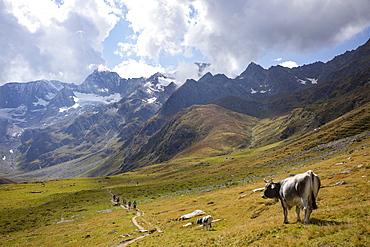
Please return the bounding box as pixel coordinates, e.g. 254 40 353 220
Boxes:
1 0 370 85
1 0 119 85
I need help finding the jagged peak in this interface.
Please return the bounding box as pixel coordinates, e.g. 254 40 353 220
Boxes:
89 69 120 77
237 62 266 79
147 72 166 81
246 62 265 71
198 72 213 82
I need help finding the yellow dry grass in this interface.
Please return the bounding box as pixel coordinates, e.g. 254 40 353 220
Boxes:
1 130 369 246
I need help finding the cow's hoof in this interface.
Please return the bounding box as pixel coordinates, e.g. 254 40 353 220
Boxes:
284 221 289 224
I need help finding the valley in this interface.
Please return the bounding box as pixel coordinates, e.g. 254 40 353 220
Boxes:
1 116 369 246
0 39 370 246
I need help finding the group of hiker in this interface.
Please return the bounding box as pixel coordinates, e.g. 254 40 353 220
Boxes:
112 194 137 210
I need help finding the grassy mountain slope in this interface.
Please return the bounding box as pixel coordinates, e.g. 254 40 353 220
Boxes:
100 39 370 176
119 104 258 172
0 177 16 184
1 101 369 246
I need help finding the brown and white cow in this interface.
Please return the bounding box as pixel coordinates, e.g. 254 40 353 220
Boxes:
196 215 213 230
262 170 321 224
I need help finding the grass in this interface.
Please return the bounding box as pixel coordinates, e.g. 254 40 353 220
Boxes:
1 129 370 246
2 103 370 246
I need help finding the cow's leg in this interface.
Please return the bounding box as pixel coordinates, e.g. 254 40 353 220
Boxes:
281 201 289 223
303 207 312 224
283 207 289 223
302 198 311 224
296 206 301 222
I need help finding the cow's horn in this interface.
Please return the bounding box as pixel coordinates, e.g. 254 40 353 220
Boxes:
264 179 268 183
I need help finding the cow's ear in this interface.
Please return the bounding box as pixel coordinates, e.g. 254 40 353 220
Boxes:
264 179 268 183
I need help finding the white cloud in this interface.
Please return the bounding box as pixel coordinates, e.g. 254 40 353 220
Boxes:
122 0 190 60
1 0 370 86
0 0 121 85
113 59 165 79
114 42 136 58
121 0 370 78
173 62 202 85
279 61 299 68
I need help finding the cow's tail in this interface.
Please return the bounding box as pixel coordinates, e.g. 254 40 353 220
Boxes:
308 170 318 210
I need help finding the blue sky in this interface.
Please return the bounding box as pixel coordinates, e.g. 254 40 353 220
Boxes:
1 0 369 85
259 26 370 69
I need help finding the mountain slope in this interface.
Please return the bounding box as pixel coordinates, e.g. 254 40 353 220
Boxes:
9 74 176 180
118 104 258 171
106 39 370 175
2 39 370 181
1 101 369 246
158 44 360 118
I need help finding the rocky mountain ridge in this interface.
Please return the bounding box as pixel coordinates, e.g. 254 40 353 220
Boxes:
104 38 370 174
0 71 176 179
1 39 369 181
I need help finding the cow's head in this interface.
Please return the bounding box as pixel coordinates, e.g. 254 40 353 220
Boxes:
262 179 279 202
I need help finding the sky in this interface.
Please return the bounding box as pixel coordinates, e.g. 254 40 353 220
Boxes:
1 0 370 86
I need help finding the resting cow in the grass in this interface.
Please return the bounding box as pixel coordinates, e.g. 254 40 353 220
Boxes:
197 215 213 230
262 170 321 224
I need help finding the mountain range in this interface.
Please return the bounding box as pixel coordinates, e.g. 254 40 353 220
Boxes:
0 38 369 182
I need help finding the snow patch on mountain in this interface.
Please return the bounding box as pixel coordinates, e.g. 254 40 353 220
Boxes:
307 78 318 84
251 88 268 94
158 76 174 87
74 92 121 105
98 88 109 93
296 77 307 84
33 97 49 107
143 97 157 104
59 92 121 113
46 92 57 100
0 105 27 121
